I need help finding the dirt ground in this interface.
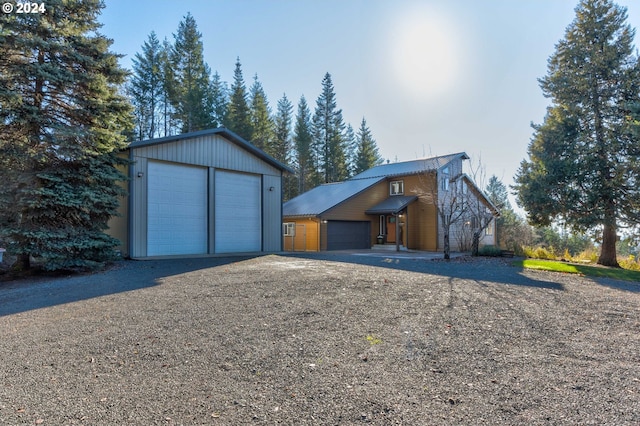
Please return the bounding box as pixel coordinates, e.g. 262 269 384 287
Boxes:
0 253 639 425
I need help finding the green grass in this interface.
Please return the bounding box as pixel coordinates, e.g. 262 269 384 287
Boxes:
512 259 640 282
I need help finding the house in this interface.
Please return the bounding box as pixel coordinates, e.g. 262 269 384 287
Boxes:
107 128 293 258
282 152 498 252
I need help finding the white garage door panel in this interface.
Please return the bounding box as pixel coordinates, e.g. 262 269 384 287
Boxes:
147 161 208 256
215 170 261 253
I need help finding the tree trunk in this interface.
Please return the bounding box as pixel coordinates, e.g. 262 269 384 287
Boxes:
598 222 619 267
471 230 481 256
14 254 31 271
443 229 450 260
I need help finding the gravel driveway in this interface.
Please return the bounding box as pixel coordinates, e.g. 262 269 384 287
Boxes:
1 253 639 425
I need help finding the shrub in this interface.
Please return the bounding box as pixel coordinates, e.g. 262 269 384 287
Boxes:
523 246 557 260
478 245 503 257
619 255 640 271
573 248 598 264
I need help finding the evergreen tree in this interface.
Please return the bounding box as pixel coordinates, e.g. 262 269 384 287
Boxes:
343 124 357 177
273 94 293 163
293 95 317 192
485 175 511 211
0 0 133 270
514 0 640 267
224 58 253 140
249 74 274 151
129 31 165 140
169 13 214 133
160 37 179 137
210 71 228 128
273 94 296 200
312 73 348 183
353 117 383 175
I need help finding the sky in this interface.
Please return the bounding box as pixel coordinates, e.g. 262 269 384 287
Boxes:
99 0 640 208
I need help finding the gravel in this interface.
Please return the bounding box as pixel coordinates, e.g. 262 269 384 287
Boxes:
0 253 639 425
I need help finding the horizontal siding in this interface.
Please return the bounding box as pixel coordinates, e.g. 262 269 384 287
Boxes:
283 218 319 252
133 134 281 177
323 180 388 220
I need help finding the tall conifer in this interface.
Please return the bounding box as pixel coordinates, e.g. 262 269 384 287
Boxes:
169 13 213 133
312 73 347 183
0 0 133 270
353 118 383 175
224 58 252 140
294 95 317 192
514 0 640 266
249 74 274 151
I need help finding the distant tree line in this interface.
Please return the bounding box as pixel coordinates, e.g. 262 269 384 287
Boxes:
128 13 383 200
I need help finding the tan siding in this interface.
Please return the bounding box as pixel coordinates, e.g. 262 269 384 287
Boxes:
322 180 389 220
404 174 438 251
283 218 320 251
106 154 130 257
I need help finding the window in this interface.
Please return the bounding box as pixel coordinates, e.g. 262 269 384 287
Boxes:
390 180 404 195
441 167 450 191
485 219 494 236
283 222 296 236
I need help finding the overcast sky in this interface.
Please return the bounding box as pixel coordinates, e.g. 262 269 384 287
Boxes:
99 0 640 206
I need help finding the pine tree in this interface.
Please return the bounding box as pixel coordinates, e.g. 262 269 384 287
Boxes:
160 37 179 137
169 13 214 133
485 175 511 211
249 74 274 151
224 58 253 140
514 0 640 267
273 94 293 163
273 94 296 200
343 124 357 177
312 73 348 183
353 117 383 175
293 95 317 192
0 0 133 271
129 31 165 140
210 71 228 128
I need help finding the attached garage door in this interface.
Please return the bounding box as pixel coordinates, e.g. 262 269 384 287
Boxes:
147 161 208 256
327 220 370 250
215 170 261 253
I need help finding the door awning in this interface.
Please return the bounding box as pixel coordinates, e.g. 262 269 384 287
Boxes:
365 195 418 215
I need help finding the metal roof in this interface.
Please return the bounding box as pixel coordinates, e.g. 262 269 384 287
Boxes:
128 127 294 174
364 195 418 215
351 152 469 180
283 176 385 217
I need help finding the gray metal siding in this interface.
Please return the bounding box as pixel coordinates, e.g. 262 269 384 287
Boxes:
133 134 281 177
262 174 283 252
131 156 148 257
129 133 285 257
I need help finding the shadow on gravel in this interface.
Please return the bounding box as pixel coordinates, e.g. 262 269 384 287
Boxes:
283 252 564 291
0 255 258 317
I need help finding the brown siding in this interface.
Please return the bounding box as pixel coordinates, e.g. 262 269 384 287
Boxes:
403 174 438 251
283 218 320 252
106 153 129 257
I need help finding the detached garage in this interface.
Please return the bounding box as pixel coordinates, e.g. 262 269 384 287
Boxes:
108 128 292 258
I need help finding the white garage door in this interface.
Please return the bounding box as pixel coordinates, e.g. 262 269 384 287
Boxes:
215 170 261 253
147 161 208 256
